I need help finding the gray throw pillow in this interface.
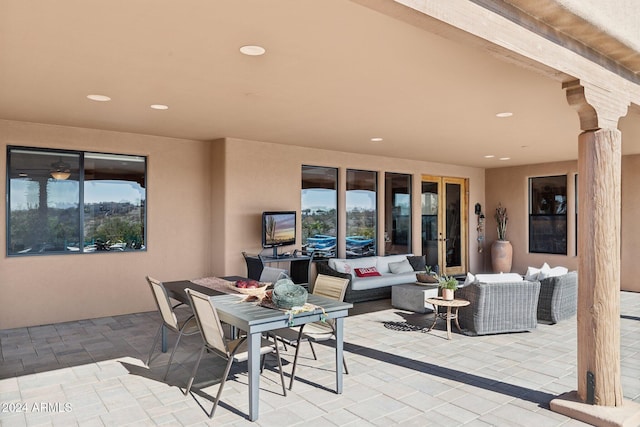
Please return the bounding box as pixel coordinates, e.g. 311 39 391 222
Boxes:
389 259 414 274
406 255 426 271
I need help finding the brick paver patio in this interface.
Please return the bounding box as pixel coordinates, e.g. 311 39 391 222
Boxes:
1 291 638 426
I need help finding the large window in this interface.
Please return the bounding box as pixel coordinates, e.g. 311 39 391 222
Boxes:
346 169 377 258
7 147 146 255
301 165 337 258
385 172 411 255
529 175 567 254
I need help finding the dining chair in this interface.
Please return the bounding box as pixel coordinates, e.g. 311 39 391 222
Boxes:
259 266 289 283
145 276 200 380
242 251 265 281
184 288 287 418
275 274 350 390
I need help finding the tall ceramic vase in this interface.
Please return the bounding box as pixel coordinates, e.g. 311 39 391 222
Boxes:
491 240 513 273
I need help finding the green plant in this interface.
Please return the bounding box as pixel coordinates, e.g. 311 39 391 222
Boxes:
495 203 508 240
437 274 459 290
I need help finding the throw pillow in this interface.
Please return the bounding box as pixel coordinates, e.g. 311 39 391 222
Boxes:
536 262 552 280
388 259 414 274
354 267 381 277
540 265 568 279
406 255 426 272
463 272 476 285
525 266 541 281
332 260 353 275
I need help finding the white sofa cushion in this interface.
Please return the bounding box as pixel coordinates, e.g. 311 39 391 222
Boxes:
474 273 524 283
330 257 377 276
351 271 418 290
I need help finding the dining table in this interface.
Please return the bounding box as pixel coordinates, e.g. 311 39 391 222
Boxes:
163 277 353 422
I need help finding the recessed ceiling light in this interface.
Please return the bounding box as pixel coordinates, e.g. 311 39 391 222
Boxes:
87 94 111 102
240 45 266 56
484 155 495 158
370 137 383 142
496 112 513 118
150 104 169 110
499 157 511 161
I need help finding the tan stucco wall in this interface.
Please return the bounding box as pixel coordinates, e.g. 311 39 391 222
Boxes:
486 157 640 292
221 138 486 278
1 122 486 329
0 120 215 329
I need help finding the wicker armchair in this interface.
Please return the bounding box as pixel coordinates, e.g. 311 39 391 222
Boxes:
536 271 577 323
456 280 541 335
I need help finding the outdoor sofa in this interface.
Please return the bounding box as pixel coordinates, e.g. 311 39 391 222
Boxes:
316 254 427 303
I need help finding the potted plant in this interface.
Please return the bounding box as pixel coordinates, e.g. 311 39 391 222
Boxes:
491 203 513 273
437 274 459 301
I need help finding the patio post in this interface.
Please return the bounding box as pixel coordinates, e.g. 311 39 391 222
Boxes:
563 80 629 407
549 80 640 425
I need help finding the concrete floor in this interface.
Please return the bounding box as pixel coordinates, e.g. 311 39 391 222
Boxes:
0 292 638 426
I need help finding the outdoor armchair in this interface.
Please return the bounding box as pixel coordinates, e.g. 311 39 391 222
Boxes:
537 271 578 323
456 279 541 335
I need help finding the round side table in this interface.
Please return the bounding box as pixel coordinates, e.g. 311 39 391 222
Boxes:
424 297 470 340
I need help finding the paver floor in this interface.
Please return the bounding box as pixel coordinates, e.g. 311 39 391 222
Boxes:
1 291 638 426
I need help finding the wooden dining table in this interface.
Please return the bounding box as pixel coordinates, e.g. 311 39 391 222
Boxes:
163 277 353 422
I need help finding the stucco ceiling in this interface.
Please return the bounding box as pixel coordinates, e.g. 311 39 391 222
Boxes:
1 0 639 168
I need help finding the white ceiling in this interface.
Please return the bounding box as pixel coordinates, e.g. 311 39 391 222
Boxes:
1 0 639 168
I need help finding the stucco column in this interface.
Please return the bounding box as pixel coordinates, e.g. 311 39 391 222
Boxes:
563 80 629 407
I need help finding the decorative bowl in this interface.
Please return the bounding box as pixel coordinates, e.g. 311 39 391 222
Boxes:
272 279 308 309
229 280 270 296
416 273 438 283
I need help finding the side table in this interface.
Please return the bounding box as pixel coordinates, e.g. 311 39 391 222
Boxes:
425 297 470 340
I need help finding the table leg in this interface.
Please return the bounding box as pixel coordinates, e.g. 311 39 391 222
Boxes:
335 317 344 394
247 332 261 421
161 325 167 353
428 304 439 332
453 307 463 332
446 306 452 340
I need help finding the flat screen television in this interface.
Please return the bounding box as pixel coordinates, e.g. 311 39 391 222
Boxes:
262 211 296 257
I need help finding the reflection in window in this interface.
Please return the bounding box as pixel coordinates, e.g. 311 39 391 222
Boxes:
7 147 146 255
346 169 377 258
529 175 567 254
385 173 411 255
301 165 337 258
421 182 438 268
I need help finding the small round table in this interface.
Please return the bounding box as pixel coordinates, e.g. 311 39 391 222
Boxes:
424 297 470 340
